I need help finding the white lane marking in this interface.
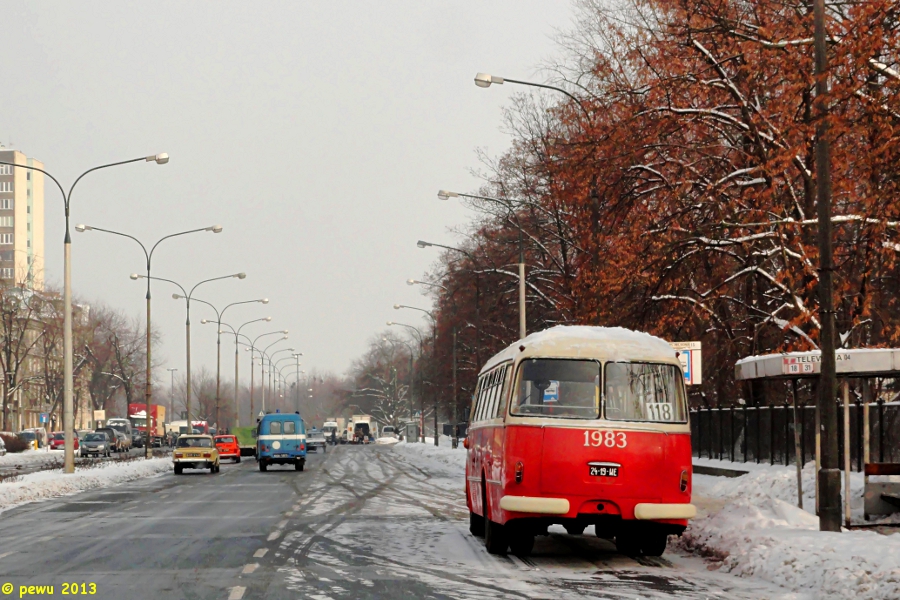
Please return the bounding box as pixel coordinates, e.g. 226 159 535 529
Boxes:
159 494 169 498
228 586 246 600
241 563 258 574
253 548 268 558
0 551 13 560
285 511 293 516
267 531 281 541
277 519 287 528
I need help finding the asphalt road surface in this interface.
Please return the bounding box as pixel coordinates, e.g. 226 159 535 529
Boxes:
0 445 794 599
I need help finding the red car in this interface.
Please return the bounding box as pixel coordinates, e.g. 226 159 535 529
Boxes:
214 435 241 463
49 432 80 453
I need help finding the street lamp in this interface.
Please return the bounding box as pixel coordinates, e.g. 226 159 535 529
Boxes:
384 336 416 428
166 368 178 427
260 336 290 412
473 72 589 116
388 320 435 444
77 223 221 458
408 278 448 291
218 317 272 432
269 347 297 405
434 190 525 340
242 330 288 419
197 297 269 428
393 303 436 324
134 271 245 426
0 152 168 473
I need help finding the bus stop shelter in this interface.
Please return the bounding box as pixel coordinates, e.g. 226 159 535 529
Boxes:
735 348 900 525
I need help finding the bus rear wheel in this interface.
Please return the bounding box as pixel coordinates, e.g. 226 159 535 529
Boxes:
615 533 642 556
564 523 585 536
469 511 484 537
259 461 267 472
295 461 304 471
484 518 507 555
507 528 534 557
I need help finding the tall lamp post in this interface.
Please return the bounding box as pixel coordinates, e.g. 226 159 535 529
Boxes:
269 348 298 405
0 152 169 473
388 321 427 442
218 317 272 431
384 336 416 431
133 272 246 427
394 305 440 446
243 330 288 421
76 222 222 458
197 297 270 429
166 368 178 426
812 0 840 532
260 337 290 411
435 191 523 339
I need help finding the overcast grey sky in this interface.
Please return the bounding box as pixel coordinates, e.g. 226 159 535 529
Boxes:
0 1 574 379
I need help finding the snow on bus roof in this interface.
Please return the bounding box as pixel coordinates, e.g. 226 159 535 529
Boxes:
479 326 678 374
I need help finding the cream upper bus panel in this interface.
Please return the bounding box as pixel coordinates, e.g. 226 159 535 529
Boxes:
478 326 680 376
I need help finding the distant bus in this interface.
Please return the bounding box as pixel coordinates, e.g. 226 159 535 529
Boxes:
257 411 306 472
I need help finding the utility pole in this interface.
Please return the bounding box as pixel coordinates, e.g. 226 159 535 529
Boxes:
813 0 841 532
451 327 458 448
167 368 177 426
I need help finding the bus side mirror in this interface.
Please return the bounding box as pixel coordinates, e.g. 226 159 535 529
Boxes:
251 430 257 438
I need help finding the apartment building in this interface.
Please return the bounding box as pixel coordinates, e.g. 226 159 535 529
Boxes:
0 146 45 290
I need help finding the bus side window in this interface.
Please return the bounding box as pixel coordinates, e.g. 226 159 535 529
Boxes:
496 365 511 418
487 369 499 419
470 376 483 422
284 421 296 434
477 373 491 421
489 367 504 418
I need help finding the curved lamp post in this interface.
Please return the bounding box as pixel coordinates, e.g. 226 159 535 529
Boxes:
77 222 221 458
217 317 272 432
0 152 168 473
197 297 269 428
388 320 434 444
134 271 245 427
242 330 288 421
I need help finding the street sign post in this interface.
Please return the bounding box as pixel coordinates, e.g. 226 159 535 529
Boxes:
670 341 702 385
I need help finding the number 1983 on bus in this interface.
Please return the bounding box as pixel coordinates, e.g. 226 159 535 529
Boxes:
583 430 627 448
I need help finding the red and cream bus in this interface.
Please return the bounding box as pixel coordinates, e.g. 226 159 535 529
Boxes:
465 326 695 557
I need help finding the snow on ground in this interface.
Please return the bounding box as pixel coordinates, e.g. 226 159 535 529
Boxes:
0 448 67 468
0 457 172 513
687 457 900 599
391 436 466 476
375 436 401 445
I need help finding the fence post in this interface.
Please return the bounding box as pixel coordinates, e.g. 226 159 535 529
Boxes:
770 404 776 465
756 405 761 464
856 395 862 473
718 408 723 460
743 404 748 463
877 397 884 463
698 408 703 458
730 407 735 462
784 401 790 466
791 379 803 509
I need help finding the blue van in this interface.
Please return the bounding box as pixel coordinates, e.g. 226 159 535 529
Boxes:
256 411 307 472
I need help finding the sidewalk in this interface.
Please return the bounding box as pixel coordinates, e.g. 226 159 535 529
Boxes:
686 458 900 599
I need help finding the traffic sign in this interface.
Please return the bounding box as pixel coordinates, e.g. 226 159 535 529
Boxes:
670 341 702 385
39 412 49 424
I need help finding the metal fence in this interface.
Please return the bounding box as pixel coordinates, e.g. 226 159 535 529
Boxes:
690 402 900 470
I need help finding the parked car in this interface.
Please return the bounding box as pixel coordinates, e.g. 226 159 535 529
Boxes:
81 432 112 458
95 427 123 452
17 430 39 450
49 432 81 456
132 430 144 448
213 435 241 463
307 430 327 453
21 428 48 448
381 426 398 439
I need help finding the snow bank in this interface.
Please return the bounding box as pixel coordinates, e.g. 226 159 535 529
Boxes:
0 457 172 513
375 436 401 445
391 437 466 476
687 459 900 599
0 448 66 468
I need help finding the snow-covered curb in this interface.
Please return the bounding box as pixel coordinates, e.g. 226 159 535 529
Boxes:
0 457 172 513
0 448 67 468
391 437 466 476
687 459 900 599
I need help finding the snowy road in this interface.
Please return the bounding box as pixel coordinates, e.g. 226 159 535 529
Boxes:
0 444 798 599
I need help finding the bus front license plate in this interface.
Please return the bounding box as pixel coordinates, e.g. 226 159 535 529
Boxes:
589 466 619 477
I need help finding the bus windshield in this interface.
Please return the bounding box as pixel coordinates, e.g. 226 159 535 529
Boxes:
511 359 600 419
604 362 686 423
